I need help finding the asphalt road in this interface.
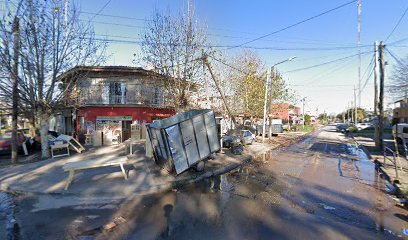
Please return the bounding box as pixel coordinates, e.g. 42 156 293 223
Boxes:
11 125 408 239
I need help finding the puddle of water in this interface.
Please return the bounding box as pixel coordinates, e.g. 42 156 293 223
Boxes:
340 144 376 186
0 192 19 239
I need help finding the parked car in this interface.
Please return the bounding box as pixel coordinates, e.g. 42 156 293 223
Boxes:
0 131 28 154
223 129 255 147
336 124 349 133
355 123 373 130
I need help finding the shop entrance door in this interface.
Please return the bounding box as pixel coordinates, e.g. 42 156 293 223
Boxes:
122 121 132 142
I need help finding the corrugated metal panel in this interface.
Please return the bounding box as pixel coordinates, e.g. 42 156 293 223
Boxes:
180 120 200 166
147 109 220 175
165 125 189 174
204 111 220 152
193 115 210 159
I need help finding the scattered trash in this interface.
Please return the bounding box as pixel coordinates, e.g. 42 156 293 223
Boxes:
231 141 244 155
103 216 127 232
402 228 408 235
172 189 178 192
392 197 407 206
320 203 336 210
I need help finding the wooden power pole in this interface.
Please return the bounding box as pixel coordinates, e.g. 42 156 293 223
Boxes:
11 17 20 164
203 55 236 126
374 41 380 147
377 41 385 149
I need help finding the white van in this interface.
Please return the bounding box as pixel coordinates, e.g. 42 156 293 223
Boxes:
393 123 408 143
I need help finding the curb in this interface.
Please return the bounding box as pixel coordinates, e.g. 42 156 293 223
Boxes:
0 155 252 199
350 135 373 160
170 155 252 189
0 131 306 198
352 136 408 200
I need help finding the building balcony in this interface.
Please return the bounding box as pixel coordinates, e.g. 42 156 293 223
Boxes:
74 85 174 108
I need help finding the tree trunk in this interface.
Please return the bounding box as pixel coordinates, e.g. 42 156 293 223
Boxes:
39 112 50 159
11 17 20 164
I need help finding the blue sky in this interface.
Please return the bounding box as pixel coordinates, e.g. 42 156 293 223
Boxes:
78 0 408 114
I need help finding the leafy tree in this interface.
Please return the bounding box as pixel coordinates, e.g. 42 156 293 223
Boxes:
344 108 366 122
229 50 266 117
318 113 328 123
224 50 295 119
304 114 311 125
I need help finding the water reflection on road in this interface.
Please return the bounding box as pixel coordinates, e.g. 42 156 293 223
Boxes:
94 127 407 239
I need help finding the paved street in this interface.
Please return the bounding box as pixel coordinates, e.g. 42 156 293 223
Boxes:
10 125 407 240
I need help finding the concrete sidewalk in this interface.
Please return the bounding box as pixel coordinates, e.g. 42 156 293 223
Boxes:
353 135 408 197
0 142 273 197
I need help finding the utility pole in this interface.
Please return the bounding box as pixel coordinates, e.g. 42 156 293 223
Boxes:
11 17 20 164
354 87 357 124
262 69 271 142
203 55 236 126
268 66 275 139
377 41 385 149
357 0 362 107
374 41 380 147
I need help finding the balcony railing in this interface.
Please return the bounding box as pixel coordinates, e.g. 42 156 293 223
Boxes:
77 85 174 107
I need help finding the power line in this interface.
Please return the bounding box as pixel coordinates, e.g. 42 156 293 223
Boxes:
225 0 357 50
299 55 357 86
385 47 405 66
93 35 372 52
81 10 147 21
360 53 375 83
385 3 408 42
89 0 113 21
361 66 374 92
284 50 372 73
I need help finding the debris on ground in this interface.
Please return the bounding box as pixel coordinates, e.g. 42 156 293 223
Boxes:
102 216 127 232
320 203 336 210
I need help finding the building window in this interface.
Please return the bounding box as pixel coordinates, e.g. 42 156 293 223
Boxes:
109 82 127 104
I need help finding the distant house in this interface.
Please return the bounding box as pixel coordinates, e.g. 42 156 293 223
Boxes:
271 103 301 123
58 66 176 144
393 98 408 124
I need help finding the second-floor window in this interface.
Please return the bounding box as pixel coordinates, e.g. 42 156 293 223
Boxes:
101 82 127 104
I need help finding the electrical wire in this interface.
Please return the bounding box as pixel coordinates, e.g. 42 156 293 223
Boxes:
224 0 357 50
385 3 408 42
385 47 405 66
88 0 113 21
284 50 372 73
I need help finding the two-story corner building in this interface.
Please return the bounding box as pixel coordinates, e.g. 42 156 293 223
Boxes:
393 98 408 124
59 66 176 145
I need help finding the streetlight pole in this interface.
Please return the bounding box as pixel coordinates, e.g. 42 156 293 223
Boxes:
262 56 296 143
262 69 270 143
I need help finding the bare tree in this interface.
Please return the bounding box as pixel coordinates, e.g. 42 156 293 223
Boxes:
389 56 408 100
140 4 210 111
0 0 107 159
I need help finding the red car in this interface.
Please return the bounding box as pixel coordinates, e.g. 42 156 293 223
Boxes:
0 131 27 154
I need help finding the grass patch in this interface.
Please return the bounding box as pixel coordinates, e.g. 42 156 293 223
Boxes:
298 125 316 132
